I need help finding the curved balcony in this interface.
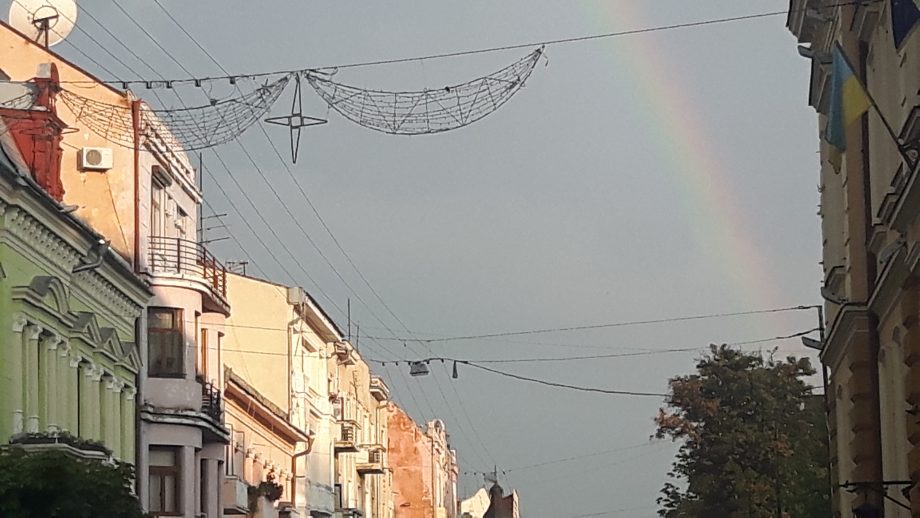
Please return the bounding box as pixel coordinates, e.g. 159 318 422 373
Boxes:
148 236 229 315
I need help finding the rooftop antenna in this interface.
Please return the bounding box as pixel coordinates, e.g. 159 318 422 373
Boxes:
8 0 78 49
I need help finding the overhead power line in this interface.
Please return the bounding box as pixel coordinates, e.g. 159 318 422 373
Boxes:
371 328 820 365
133 0 450 428
365 305 819 343
55 0 874 86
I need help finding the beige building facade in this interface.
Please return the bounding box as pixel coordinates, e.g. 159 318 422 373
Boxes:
388 404 459 518
788 1 920 516
0 21 231 517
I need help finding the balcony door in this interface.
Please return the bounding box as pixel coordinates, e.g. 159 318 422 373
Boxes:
151 169 168 237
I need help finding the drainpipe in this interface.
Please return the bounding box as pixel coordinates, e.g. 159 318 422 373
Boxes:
131 99 141 271
290 433 316 509
71 240 110 273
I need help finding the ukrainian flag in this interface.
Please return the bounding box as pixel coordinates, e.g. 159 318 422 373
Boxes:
825 44 872 153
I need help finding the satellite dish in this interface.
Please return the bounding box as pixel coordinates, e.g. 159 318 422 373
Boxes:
8 0 78 48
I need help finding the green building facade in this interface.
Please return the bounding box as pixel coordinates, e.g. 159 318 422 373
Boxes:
0 128 150 463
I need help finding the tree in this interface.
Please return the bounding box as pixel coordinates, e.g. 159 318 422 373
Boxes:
654 345 830 517
0 448 147 518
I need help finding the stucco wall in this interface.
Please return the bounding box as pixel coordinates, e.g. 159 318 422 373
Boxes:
223 273 293 414
0 23 137 262
388 403 432 518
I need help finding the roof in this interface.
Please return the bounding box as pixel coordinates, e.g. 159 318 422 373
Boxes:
0 117 149 295
0 20 124 97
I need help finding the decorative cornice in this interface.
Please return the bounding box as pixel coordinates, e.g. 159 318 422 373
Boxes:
108 379 124 393
72 270 143 322
11 312 27 332
24 323 42 340
41 333 62 350
2 206 81 271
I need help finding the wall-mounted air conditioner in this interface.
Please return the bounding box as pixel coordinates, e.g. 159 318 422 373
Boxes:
78 147 113 171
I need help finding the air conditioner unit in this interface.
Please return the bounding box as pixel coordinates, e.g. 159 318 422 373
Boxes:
78 147 113 171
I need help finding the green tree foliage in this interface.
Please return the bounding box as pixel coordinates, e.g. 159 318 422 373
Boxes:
0 448 147 518
654 345 830 517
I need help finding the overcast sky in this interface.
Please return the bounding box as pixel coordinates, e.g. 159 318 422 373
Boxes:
23 1 823 516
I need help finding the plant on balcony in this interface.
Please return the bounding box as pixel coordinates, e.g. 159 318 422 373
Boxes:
0 448 146 518
246 474 285 516
9 431 112 456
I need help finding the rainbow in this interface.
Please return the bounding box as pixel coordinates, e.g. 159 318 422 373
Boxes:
578 4 792 334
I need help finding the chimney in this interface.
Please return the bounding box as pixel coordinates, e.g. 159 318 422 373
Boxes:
0 63 67 200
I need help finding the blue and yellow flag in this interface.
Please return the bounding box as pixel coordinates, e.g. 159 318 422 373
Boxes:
825 44 871 154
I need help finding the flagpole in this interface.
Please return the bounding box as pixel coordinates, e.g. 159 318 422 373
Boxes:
835 43 916 169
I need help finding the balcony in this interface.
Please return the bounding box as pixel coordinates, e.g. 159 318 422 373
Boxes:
201 380 224 422
333 341 356 365
334 421 359 453
369 376 389 402
148 236 230 314
222 476 249 515
356 449 385 476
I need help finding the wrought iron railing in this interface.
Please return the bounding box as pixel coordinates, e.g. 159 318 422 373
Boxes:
340 422 356 443
201 381 223 422
148 236 227 298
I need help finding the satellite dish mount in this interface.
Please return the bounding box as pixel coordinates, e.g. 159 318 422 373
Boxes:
8 0 78 49
32 7 59 48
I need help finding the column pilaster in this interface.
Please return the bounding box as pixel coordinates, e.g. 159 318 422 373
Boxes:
108 378 123 457
40 334 62 432
57 348 77 432
101 373 114 447
24 324 42 433
65 352 81 433
122 386 136 463
10 313 28 434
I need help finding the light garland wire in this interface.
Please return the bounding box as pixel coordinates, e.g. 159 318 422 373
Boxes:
306 48 543 135
56 76 291 150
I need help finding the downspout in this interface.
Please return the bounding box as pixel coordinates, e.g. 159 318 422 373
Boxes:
131 99 141 271
130 96 143 508
291 435 315 509
858 38 885 512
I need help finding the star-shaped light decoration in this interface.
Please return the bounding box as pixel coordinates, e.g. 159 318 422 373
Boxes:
265 74 327 163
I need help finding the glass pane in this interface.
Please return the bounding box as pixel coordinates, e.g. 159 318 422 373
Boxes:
149 475 162 512
150 449 176 467
149 308 175 329
164 474 177 512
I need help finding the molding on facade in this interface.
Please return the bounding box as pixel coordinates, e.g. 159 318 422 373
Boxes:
2 205 81 272
822 304 872 372
140 405 230 443
11 311 27 332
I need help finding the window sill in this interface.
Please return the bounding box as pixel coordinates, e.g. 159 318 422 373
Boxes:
148 373 187 380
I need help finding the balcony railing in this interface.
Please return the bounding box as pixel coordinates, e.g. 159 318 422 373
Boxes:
148 236 227 298
334 421 359 453
201 381 224 422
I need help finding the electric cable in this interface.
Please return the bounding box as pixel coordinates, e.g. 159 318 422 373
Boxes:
116 1 440 423
155 0 494 470
55 0 875 86
147 0 501 463
365 305 819 343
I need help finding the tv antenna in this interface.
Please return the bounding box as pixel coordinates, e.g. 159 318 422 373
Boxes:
8 0 78 48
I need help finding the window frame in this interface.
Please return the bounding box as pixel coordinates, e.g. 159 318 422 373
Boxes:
148 446 181 516
148 307 184 378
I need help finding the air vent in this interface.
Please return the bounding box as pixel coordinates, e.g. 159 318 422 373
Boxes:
78 147 113 171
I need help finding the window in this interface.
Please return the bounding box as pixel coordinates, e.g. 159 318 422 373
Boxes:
148 307 184 377
150 166 171 237
149 447 180 516
199 459 208 515
176 207 188 238
198 325 208 379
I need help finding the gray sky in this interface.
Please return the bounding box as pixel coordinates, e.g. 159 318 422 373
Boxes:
34 1 822 516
